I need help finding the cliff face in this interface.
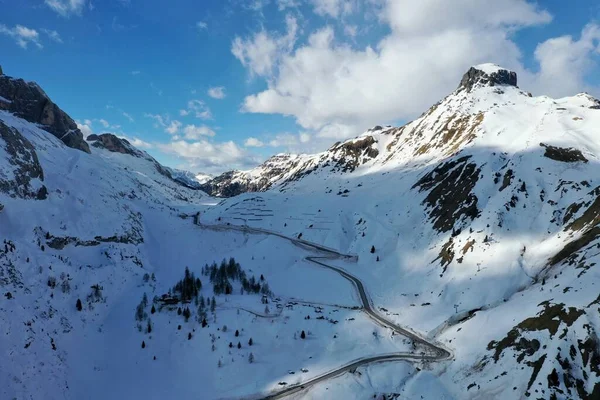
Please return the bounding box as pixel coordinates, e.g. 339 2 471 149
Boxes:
0 68 90 153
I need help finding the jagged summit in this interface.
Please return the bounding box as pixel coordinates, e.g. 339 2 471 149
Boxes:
0 70 90 153
458 64 518 92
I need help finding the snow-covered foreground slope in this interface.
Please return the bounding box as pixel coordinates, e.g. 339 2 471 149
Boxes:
2 64 600 400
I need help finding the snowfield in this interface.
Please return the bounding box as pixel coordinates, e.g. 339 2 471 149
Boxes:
2 65 600 399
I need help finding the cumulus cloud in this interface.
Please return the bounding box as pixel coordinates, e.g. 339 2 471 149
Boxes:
122 136 153 150
45 0 87 17
312 0 355 18
244 137 265 147
0 25 42 49
208 86 226 99
197 21 208 30
180 100 212 120
277 0 300 10
183 124 216 139
233 0 590 142
527 24 600 97
166 120 182 135
77 120 94 137
231 14 298 78
156 140 260 174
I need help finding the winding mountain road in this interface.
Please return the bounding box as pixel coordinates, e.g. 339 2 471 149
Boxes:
197 220 452 399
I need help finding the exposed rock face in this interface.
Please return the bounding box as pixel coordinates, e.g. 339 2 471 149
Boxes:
459 66 518 93
200 171 254 197
329 136 379 172
541 143 588 163
89 133 146 158
413 156 481 233
0 74 90 153
0 121 47 199
86 133 191 186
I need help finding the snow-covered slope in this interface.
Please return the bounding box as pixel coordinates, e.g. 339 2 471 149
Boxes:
2 64 600 400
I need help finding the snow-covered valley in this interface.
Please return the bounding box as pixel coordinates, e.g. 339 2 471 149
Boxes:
1 64 600 400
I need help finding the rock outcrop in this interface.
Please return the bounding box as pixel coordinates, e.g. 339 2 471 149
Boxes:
458 64 518 93
88 133 146 158
0 121 47 199
0 72 90 153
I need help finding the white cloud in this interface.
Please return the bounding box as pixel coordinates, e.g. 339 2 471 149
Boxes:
244 137 265 147
45 0 87 17
208 86 226 99
183 124 216 139
231 14 298 78
277 0 300 10
77 120 94 137
312 0 355 18
98 119 110 128
299 132 311 143
0 25 42 49
131 70 141 75
526 24 600 97
235 0 575 142
123 136 153 150
343 24 358 37
156 140 260 174
181 99 212 120
197 21 208 30
166 120 182 135
144 113 167 128
41 29 63 43
122 111 135 122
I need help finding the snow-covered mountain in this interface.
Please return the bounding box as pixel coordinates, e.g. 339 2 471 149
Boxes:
2 64 600 400
200 64 600 398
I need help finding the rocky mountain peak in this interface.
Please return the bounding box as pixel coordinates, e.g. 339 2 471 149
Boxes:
0 71 90 153
458 64 518 93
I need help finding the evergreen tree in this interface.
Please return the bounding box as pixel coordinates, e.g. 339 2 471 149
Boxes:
151 305 156 314
229 342 233 348
235 329 239 337
248 352 254 363
141 341 146 349
376 256 380 262
76 298 82 311
199 295 205 309
248 338 253 346
370 245 375 254
218 359 222 368
147 319 152 334
188 332 192 340
301 330 306 339
237 342 241 349
211 297 216 312
202 318 207 328
177 307 182 315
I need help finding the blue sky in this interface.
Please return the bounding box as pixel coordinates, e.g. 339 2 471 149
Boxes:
2 0 600 174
